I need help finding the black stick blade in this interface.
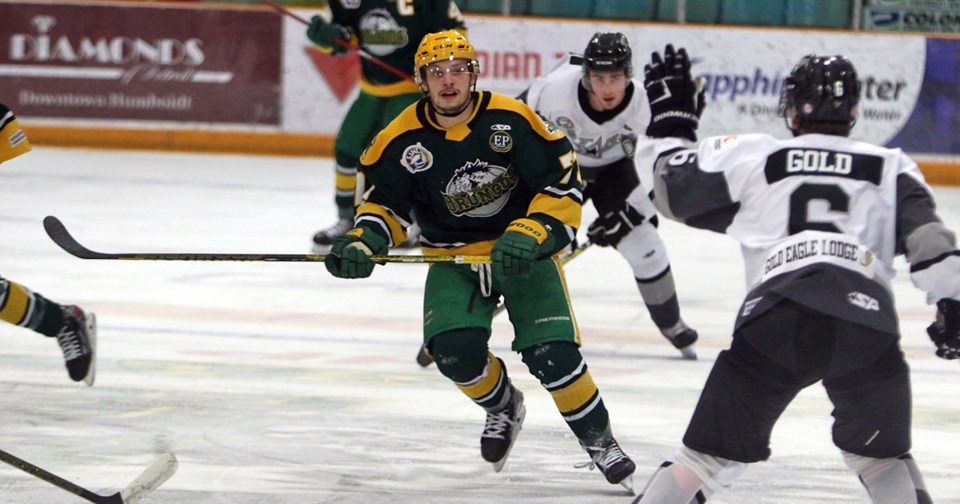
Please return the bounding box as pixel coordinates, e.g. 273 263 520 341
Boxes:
44 216 114 259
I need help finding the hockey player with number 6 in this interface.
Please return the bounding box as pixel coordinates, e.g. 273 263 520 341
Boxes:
519 32 699 359
324 30 636 490
626 47 952 503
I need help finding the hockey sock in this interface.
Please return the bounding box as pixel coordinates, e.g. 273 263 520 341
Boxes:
636 268 682 330
521 341 610 441
635 461 710 503
843 451 933 504
636 447 744 502
0 278 62 336
333 152 358 220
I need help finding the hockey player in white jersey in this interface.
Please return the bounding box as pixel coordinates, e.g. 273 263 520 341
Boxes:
623 49 952 503
518 32 699 359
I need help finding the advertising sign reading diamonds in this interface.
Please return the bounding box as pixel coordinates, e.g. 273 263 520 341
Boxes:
0 3 281 124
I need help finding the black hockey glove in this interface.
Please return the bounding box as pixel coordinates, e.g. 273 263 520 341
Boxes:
926 298 960 360
306 15 350 55
644 44 705 142
325 227 388 279
587 202 646 248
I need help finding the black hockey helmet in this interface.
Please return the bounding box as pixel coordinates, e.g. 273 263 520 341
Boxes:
778 54 860 131
583 32 633 77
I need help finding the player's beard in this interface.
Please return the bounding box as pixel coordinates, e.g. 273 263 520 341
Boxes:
431 88 473 117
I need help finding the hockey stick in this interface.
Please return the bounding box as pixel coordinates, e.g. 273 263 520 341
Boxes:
415 240 595 367
0 449 177 504
43 216 489 265
257 0 416 84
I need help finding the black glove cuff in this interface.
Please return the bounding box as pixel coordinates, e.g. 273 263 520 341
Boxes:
646 121 698 142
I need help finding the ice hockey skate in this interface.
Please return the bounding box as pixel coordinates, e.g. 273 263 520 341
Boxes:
661 322 698 360
578 435 636 492
56 305 96 386
481 386 525 472
311 218 352 254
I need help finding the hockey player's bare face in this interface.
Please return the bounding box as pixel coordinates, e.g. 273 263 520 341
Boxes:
423 59 475 123
587 71 628 111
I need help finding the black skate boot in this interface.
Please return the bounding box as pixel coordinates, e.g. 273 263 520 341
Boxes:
56 305 96 386
481 385 525 472
311 218 352 254
579 435 636 491
661 321 698 360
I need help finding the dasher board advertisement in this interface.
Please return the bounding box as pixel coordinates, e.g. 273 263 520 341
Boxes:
0 2 281 125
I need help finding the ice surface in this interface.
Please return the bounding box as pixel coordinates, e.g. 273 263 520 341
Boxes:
0 147 957 503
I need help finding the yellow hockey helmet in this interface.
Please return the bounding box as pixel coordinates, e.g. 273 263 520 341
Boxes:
413 30 479 86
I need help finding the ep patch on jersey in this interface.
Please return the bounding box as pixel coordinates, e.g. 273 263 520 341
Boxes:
489 131 513 153
401 142 434 173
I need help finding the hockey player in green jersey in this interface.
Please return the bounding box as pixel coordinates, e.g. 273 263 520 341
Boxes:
0 103 96 386
306 0 466 253
324 30 636 489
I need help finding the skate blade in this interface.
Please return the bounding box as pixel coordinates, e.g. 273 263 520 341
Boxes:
619 474 635 494
491 404 526 473
679 345 697 360
83 312 97 387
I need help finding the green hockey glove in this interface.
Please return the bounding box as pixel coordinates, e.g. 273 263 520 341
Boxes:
491 218 553 280
324 227 388 279
306 15 349 55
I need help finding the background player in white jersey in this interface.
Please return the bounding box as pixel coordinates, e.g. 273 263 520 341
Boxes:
621 48 952 503
0 103 96 386
518 33 698 359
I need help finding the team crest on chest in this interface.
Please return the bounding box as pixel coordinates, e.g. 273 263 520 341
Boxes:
401 142 434 173
359 8 409 55
443 159 519 217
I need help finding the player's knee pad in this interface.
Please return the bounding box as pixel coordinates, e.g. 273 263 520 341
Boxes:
842 451 932 504
520 341 582 384
430 328 491 383
616 220 671 280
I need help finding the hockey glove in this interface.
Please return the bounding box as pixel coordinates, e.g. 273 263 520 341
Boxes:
927 298 960 360
324 227 388 279
644 44 705 142
491 218 554 280
306 15 349 55
587 202 646 248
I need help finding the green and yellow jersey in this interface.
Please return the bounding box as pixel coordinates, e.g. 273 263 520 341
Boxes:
330 0 466 97
0 103 31 164
357 91 584 257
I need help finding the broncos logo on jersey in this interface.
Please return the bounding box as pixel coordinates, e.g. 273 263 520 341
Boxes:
442 159 519 217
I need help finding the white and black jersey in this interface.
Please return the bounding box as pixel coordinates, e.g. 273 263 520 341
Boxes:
647 133 960 338
519 54 648 176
